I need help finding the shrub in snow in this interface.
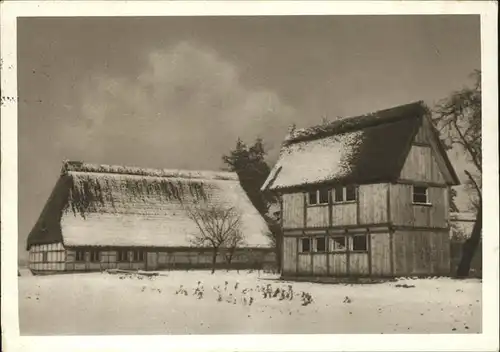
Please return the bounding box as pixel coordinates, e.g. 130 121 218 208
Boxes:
301 292 314 306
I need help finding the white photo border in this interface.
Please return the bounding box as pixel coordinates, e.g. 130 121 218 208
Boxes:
1 1 498 351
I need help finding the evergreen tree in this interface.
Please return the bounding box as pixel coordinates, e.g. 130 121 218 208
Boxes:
222 138 282 270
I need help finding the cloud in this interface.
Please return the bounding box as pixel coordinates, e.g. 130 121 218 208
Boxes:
69 41 296 169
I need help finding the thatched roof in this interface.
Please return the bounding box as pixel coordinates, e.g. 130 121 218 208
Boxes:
27 162 271 249
262 101 459 191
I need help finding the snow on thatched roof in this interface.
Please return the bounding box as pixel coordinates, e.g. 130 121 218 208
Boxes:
61 161 238 181
27 162 271 249
263 101 430 191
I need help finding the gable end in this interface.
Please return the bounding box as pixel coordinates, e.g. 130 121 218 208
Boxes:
398 115 460 185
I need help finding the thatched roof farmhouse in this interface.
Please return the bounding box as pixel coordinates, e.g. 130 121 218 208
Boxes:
27 161 274 273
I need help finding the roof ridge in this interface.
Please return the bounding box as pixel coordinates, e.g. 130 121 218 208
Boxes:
284 100 427 145
61 161 238 181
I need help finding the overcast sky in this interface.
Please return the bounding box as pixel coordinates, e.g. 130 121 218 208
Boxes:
17 15 480 260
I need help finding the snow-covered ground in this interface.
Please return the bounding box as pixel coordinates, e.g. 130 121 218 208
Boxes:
18 270 481 335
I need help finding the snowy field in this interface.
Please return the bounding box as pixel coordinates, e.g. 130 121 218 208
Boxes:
18 270 481 335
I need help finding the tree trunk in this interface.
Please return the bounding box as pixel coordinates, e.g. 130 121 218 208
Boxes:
456 206 482 277
211 249 218 274
276 230 283 273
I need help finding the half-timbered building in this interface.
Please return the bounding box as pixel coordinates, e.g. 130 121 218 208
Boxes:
262 101 460 278
27 161 275 274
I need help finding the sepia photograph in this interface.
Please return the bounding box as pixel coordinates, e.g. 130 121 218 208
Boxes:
1 1 498 352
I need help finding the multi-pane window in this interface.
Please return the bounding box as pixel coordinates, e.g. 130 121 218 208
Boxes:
118 250 129 262
308 189 329 205
315 237 326 252
90 250 100 262
133 250 145 262
330 236 347 251
352 235 368 251
298 234 368 253
333 185 357 203
75 250 85 262
413 186 428 204
300 238 311 253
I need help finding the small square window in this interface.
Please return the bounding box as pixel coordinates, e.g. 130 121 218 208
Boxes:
318 189 329 204
413 186 428 204
352 235 368 251
334 186 344 202
346 185 357 201
330 237 347 251
300 238 311 253
308 191 318 205
315 237 326 252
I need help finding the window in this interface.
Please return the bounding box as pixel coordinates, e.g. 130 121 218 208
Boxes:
318 189 329 204
333 185 357 203
413 186 428 204
90 250 100 262
133 250 145 262
118 250 129 262
352 235 368 251
308 191 318 205
334 185 344 202
308 189 329 206
300 238 311 253
315 237 326 252
75 250 85 262
42 252 48 262
330 236 347 251
346 185 357 201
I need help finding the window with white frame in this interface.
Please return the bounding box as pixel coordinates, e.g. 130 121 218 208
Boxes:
333 185 357 203
330 236 347 252
412 185 428 204
118 250 129 262
90 250 100 262
315 237 327 252
75 250 85 262
133 250 145 262
345 185 357 202
307 189 329 206
300 238 312 253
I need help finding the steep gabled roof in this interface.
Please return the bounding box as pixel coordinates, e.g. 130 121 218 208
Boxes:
27 161 271 249
262 101 459 192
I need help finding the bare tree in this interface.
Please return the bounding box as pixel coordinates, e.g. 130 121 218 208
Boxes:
186 203 245 274
433 69 482 277
222 228 245 266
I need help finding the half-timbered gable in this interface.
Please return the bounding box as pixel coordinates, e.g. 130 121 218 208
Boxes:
262 101 459 278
